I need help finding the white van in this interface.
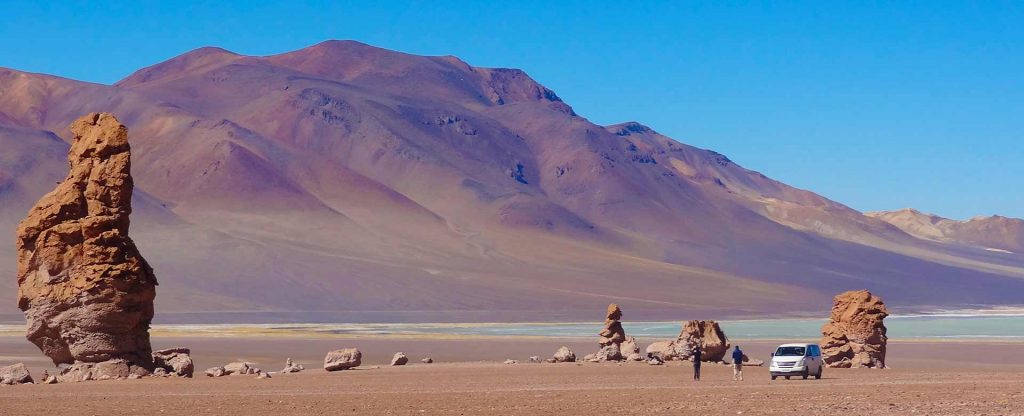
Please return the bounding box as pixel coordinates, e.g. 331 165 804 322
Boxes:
769 343 823 380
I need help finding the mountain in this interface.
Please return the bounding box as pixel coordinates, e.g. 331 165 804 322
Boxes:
868 209 1024 253
2 40 1023 322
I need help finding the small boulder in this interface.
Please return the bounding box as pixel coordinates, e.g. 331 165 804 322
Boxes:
503 359 517 365
552 346 576 363
93 359 131 380
324 348 362 371
0 363 33 385
153 348 194 378
280 358 304 373
205 367 226 377
223 361 260 375
528 356 541 363
421 357 433 364
257 371 271 379
647 358 664 366
390 352 409 366
620 336 641 358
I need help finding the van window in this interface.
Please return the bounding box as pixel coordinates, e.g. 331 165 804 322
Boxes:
774 346 806 356
809 345 819 356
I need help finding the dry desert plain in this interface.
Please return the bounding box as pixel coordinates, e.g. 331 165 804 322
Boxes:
2 336 1024 415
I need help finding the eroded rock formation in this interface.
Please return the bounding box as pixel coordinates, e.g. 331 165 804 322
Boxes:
585 303 628 362
646 320 731 362
15 113 157 368
821 290 888 368
679 320 731 362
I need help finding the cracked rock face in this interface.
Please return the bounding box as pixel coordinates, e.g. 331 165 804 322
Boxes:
15 113 157 367
820 290 888 368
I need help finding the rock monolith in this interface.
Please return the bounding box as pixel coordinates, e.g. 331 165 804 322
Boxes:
586 303 627 362
645 320 731 362
820 290 888 368
15 113 157 368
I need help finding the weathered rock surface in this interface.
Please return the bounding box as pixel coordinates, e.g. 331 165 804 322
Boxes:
390 352 408 366
421 357 433 364
152 347 193 377
620 336 642 361
503 359 517 365
280 358 304 373
587 303 629 362
678 320 731 362
205 367 226 377
821 289 889 368
56 359 142 382
645 320 731 362
223 361 261 375
0 363 34 385
552 346 576 363
16 113 157 367
598 303 626 347
585 344 622 362
324 348 362 371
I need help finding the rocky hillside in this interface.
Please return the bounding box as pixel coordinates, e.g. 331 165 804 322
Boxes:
868 209 1024 253
2 41 1023 321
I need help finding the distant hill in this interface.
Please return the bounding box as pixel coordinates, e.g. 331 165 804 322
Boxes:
2 41 1022 322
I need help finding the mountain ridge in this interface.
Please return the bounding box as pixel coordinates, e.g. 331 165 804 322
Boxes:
1 40 1022 321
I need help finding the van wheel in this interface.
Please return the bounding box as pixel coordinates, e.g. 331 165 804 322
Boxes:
771 375 777 380
815 366 822 380
801 368 809 380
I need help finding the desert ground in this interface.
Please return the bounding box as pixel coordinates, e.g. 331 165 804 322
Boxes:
2 336 1023 415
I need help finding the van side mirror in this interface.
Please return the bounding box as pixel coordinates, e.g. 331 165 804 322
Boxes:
770 353 774 357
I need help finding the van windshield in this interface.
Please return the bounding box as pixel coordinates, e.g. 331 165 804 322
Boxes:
775 346 806 357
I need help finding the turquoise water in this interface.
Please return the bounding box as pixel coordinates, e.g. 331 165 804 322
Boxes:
257 315 1024 340
3 315 1022 340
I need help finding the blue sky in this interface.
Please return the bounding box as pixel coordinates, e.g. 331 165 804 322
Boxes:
2 1 1021 219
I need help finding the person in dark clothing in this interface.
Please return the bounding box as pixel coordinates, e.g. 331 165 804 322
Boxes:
692 346 702 381
732 345 745 381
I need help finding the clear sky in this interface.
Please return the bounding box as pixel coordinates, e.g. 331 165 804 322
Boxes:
2 1 1021 219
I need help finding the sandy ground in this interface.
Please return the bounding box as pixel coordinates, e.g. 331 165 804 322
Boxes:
2 336 1023 415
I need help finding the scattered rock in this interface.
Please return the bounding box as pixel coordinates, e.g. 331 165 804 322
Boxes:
552 346 576 363
205 367 226 377
821 289 889 368
421 357 433 364
0 363 33 385
152 347 194 377
280 358 304 373
223 361 261 375
744 359 765 367
620 336 641 359
16 113 157 368
503 359 517 365
390 352 409 366
586 344 622 362
257 371 271 379
647 357 664 366
324 348 362 371
40 370 57 384
528 356 541 363
94 359 131 379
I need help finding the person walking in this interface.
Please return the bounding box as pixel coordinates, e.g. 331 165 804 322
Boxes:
692 345 702 381
732 345 745 381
